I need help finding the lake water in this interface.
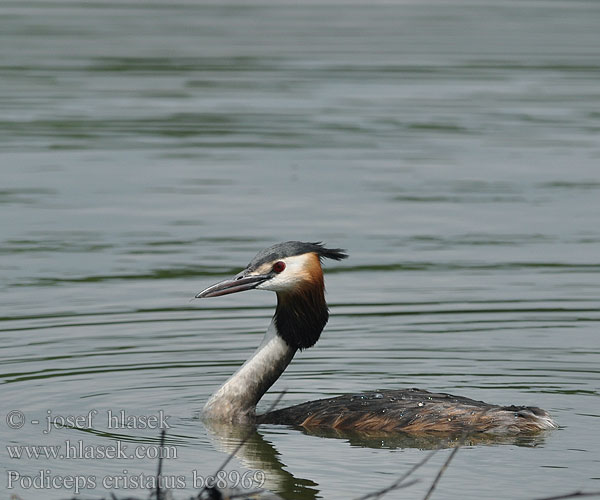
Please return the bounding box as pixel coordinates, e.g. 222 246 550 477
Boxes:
1 1 599 499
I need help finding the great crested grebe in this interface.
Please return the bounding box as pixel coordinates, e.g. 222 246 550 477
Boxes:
196 241 556 434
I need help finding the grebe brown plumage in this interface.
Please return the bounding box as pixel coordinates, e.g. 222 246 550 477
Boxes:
258 388 555 435
195 241 556 435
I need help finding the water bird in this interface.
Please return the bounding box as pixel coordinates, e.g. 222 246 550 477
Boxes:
196 241 556 434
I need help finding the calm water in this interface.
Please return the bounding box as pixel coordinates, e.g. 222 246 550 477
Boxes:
1 1 600 499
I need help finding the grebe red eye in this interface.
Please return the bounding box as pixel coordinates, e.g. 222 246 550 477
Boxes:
272 261 286 273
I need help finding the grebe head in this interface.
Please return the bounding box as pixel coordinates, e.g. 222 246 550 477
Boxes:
196 241 347 349
195 241 347 298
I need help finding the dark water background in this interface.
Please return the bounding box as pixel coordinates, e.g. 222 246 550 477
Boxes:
1 1 599 499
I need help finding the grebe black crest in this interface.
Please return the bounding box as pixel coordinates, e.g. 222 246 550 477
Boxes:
196 241 556 434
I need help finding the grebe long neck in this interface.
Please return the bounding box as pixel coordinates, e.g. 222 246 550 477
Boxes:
203 277 329 424
203 319 296 423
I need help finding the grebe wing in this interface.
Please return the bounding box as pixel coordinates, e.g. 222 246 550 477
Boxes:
258 388 555 434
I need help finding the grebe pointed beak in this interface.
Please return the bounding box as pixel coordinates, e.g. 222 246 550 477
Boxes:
195 271 271 299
